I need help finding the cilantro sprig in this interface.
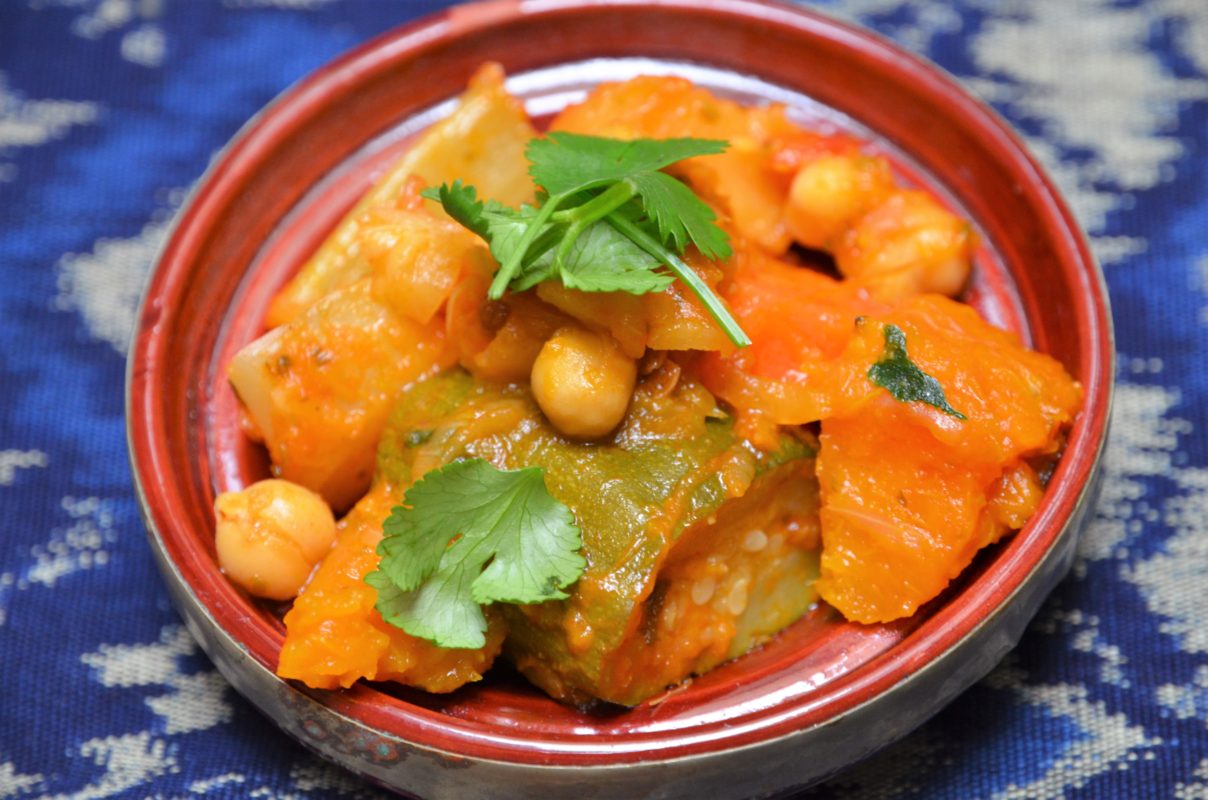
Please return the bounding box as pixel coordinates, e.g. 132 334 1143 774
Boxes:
366 458 585 649
868 324 967 420
423 132 751 347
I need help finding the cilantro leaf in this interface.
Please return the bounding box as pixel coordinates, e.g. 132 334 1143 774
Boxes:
605 210 751 347
422 181 490 240
527 132 727 195
426 133 750 347
626 171 731 260
366 458 585 649
559 223 673 293
868 324 967 420
528 133 732 262
423 182 559 270
516 219 673 294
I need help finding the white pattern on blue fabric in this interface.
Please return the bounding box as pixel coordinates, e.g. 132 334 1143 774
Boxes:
1174 760 1208 800
0 450 48 487
82 626 235 735
25 497 116 589
54 219 171 355
966 0 1208 262
1128 466 1208 654
0 763 45 798
985 679 1158 800
1156 664 1208 722
0 72 98 183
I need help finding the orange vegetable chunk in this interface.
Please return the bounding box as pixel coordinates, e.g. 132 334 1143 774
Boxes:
836 296 1082 465
227 280 455 510
815 406 1000 623
277 484 504 691
358 205 494 326
265 63 536 327
536 250 733 357
448 284 574 384
813 297 1081 623
698 242 889 424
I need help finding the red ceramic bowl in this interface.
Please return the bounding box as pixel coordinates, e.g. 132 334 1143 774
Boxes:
127 1 1113 797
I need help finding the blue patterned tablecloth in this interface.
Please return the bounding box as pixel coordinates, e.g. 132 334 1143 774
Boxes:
2 1 1206 797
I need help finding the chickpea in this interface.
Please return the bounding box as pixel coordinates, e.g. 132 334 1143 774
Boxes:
214 479 337 600
785 154 894 249
530 326 637 439
835 190 974 301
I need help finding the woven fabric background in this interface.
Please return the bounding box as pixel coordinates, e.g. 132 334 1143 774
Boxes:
1 1 1206 797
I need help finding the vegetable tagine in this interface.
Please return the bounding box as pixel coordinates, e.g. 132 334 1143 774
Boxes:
216 64 1081 707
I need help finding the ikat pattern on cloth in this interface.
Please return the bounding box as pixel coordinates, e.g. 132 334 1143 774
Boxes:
1 1 1205 797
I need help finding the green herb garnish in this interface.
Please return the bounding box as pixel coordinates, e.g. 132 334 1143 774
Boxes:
365 458 585 649
423 132 751 347
868 324 966 420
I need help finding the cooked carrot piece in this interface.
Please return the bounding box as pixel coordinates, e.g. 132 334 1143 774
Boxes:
812 297 1080 622
814 406 1000 623
277 484 504 692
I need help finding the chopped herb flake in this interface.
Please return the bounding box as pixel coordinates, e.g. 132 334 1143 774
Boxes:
868 324 967 420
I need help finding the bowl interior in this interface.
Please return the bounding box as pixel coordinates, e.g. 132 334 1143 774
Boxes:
132 0 1111 767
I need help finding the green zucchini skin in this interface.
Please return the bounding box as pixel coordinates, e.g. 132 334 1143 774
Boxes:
376 368 820 706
